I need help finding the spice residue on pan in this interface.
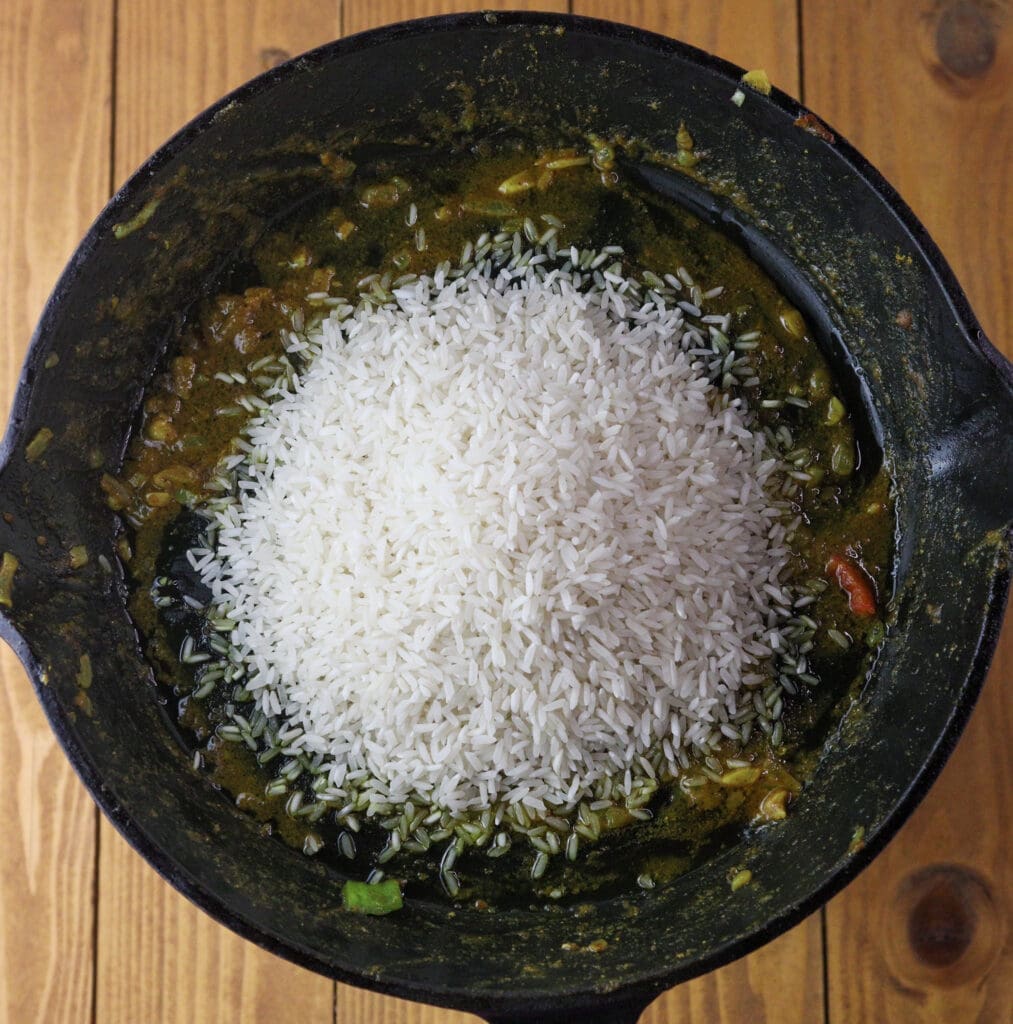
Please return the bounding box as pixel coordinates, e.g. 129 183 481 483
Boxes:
110 140 894 904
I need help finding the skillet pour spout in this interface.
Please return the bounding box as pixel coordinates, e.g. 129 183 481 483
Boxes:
0 12 1010 1021
925 330 1013 534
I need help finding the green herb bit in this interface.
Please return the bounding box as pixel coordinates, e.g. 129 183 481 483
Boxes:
69 545 89 569
25 427 54 462
544 156 589 170
113 197 160 239
342 879 403 916
848 825 866 854
461 198 517 219
497 169 537 195
0 552 18 607
76 654 93 689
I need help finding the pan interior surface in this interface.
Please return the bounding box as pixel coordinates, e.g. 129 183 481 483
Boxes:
0 14 1008 1015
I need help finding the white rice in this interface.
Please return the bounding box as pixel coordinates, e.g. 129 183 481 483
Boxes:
201 260 789 814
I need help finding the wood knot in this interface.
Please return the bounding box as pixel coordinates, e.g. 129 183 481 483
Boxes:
935 2 998 78
908 872 977 966
260 47 291 71
885 864 1005 991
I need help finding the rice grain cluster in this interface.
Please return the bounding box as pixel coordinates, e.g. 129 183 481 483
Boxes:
199 260 789 815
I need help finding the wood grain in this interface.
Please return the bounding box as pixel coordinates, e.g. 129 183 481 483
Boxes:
804 2 1012 1022
572 0 801 90
339 988 479 1024
96 4 341 1024
640 924 824 1024
0 2 111 1022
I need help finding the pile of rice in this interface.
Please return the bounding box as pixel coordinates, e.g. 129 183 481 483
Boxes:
198 257 789 815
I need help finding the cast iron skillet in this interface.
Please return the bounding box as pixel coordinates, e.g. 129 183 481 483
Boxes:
1 13 1010 1023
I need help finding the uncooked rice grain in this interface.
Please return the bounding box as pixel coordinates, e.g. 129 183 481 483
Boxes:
200 259 789 814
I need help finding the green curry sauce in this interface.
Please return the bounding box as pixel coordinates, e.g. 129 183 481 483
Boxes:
112 140 894 907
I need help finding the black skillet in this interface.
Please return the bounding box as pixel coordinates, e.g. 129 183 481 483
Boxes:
1 13 1010 1024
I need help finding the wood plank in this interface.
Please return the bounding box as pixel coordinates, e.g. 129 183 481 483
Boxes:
804 3 1012 1022
340 2 820 1022
572 0 801 92
340 988 479 1024
0 2 111 1022
96 5 341 1024
343 0 568 37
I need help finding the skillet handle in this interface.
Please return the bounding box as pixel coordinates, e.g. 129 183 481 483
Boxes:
482 994 651 1024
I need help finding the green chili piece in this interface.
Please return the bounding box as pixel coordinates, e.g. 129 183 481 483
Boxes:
342 879 403 916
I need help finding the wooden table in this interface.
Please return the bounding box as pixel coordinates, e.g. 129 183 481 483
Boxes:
1 2 1009 1021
